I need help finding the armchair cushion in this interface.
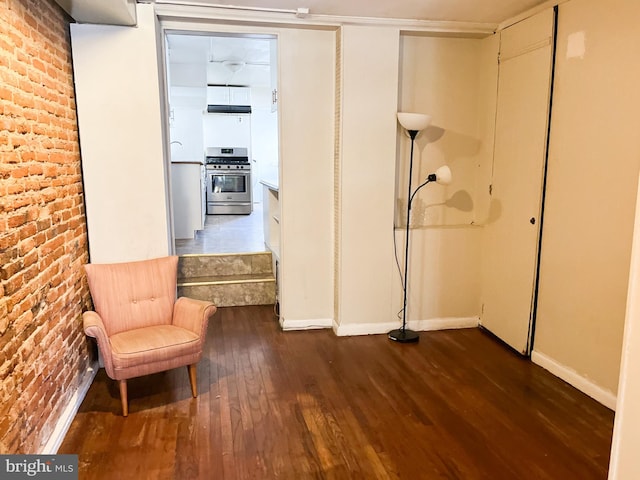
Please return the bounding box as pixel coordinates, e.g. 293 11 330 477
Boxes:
110 325 200 372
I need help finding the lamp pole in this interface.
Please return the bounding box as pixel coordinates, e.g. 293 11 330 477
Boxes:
389 129 421 343
389 112 450 344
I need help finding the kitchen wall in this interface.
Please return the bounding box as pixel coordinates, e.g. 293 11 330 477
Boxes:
169 87 205 162
533 0 640 398
167 37 278 189
168 86 278 185
250 86 279 186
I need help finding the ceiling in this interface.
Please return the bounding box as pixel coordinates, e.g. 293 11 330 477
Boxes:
159 0 551 24
167 34 273 87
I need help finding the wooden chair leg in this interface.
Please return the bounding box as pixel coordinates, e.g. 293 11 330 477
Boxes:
187 364 197 398
119 379 128 417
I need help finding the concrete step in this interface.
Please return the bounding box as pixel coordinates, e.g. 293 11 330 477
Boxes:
177 253 276 307
178 252 273 278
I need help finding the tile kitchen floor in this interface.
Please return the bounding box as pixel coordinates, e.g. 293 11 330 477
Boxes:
175 202 267 255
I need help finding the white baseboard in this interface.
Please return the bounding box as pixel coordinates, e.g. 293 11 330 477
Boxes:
409 316 480 332
280 317 333 331
41 362 98 454
334 316 479 337
531 351 617 411
334 321 399 337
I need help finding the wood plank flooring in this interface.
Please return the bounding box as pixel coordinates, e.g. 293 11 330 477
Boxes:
59 305 614 479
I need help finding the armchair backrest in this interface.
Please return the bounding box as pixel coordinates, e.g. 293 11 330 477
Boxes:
84 256 179 336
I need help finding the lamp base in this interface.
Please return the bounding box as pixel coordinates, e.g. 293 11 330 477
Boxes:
388 328 420 343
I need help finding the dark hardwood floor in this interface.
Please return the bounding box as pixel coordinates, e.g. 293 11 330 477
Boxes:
59 305 614 479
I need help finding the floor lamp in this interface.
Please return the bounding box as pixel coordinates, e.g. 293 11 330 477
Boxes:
388 112 452 343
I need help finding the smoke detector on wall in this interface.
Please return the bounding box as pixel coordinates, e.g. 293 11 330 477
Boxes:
296 7 309 18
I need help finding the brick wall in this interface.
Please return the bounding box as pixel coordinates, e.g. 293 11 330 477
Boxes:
0 0 92 452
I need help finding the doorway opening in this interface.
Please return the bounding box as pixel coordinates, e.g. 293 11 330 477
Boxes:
165 32 279 255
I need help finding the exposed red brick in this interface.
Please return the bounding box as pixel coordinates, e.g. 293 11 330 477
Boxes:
0 0 91 454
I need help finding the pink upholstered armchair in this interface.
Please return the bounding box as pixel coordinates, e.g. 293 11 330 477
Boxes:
82 256 216 416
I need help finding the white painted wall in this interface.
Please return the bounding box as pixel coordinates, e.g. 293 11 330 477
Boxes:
534 0 640 397
609 172 640 478
333 25 401 333
394 34 498 329
277 27 335 325
70 3 170 263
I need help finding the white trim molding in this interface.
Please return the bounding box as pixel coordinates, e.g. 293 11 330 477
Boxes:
409 316 480 332
41 362 98 454
334 316 479 337
531 351 617 411
334 321 399 337
153 2 497 37
280 317 333 331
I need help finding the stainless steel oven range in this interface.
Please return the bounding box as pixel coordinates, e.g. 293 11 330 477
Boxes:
205 147 252 215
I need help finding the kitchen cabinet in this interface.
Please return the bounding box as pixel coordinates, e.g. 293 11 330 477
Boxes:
171 162 205 240
261 181 280 259
206 86 251 106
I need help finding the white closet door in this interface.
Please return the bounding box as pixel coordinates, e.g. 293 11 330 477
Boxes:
481 8 555 354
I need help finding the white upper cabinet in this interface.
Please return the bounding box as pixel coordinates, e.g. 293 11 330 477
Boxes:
206 86 251 106
230 86 251 105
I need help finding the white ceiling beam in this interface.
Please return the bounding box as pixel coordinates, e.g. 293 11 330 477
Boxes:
54 0 137 25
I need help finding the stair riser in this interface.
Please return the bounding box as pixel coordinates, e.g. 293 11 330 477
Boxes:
178 282 276 307
178 253 272 278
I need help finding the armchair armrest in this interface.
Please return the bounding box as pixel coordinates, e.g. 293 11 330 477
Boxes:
83 311 116 378
172 297 216 338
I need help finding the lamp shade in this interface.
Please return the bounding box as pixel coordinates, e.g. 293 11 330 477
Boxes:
397 112 432 132
434 165 452 185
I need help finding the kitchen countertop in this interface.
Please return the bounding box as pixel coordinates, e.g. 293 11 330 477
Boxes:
171 160 204 165
260 180 279 191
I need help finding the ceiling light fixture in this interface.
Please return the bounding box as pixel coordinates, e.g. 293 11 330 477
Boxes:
222 60 246 73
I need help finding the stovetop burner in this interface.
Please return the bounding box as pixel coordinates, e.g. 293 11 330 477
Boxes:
205 147 250 171
205 157 249 165
205 146 250 167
